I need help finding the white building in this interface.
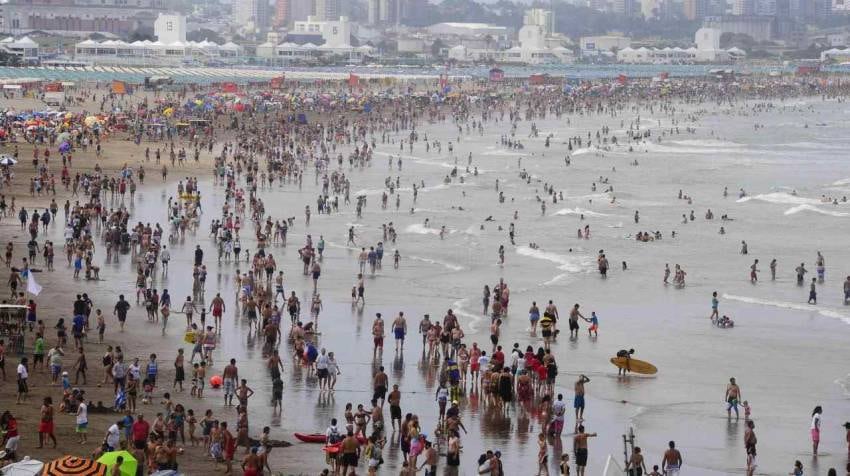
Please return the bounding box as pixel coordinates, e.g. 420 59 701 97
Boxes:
580 35 631 57
821 47 850 62
695 27 721 50
234 0 270 33
257 17 371 61
154 13 186 45
523 8 555 35
0 36 39 63
427 23 510 43
617 28 745 63
292 16 351 48
74 38 242 66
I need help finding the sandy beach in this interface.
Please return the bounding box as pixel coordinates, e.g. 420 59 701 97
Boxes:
3 77 850 476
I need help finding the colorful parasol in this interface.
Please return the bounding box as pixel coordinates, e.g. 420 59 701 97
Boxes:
96 451 137 476
42 456 107 476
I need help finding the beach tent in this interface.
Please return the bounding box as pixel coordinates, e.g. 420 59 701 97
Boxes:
1 457 44 475
96 451 137 476
42 456 106 475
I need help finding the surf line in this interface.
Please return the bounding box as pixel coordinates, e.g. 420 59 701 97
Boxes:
723 293 850 325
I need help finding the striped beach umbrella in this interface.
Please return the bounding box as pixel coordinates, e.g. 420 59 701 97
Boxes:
42 456 107 476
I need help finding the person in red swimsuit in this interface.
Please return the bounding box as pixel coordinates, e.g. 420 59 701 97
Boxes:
37 397 57 448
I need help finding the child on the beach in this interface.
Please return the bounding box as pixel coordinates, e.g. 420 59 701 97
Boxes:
191 363 199 397
161 392 174 420
187 409 198 445
742 400 751 420
583 312 599 337
95 310 105 343
141 378 153 404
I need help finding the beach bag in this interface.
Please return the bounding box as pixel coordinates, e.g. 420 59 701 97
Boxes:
184 331 196 344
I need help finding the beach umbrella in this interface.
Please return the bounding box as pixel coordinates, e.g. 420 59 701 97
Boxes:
96 451 137 476
1 457 44 475
0 155 17 166
42 456 106 475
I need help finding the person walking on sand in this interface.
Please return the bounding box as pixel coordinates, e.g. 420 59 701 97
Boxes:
750 260 759 283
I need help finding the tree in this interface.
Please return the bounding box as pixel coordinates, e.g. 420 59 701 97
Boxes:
128 28 155 43
187 28 226 44
0 50 20 67
431 38 448 58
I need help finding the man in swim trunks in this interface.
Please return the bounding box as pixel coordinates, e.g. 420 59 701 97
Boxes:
569 304 584 338
573 425 597 476
372 365 388 407
574 374 590 424
725 377 741 419
392 312 407 352
209 293 225 331
661 440 683 475
372 313 384 359
223 359 239 406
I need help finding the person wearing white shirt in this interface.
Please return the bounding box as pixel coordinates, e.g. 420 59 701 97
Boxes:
326 352 340 391
316 348 329 390
105 421 121 451
16 358 29 403
76 401 88 443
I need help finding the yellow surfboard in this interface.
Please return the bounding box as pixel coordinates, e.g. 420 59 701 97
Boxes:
610 356 657 375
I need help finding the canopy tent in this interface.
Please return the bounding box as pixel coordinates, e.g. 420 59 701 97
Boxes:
0 457 44 475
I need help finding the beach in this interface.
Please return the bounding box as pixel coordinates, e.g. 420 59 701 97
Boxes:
2 79 850 475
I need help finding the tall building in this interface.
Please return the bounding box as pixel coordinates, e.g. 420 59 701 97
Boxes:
523 8 555 34
154 13 186 43
235 0 270 31
732 0 755 15
368 0 402 25
683 0 708 19
273 0 289 27
755 0 777 14
1 0 166 35
641 0 661 18
612 0 638 15
314 0 341 20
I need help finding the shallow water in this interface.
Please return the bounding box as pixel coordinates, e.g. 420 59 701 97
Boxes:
38 95 850 474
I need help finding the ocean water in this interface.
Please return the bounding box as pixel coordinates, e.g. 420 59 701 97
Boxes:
64 93 850 474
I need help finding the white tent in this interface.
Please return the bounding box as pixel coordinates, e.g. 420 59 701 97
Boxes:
1 457 45 475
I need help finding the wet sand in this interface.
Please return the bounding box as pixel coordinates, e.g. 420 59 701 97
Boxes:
4 87 850 476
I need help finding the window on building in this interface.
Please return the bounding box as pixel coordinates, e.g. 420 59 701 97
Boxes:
167 21 173 31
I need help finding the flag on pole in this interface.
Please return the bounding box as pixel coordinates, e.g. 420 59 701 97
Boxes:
26 271 42 296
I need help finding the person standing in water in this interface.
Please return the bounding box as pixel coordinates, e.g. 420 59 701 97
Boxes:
710 292 719 320
808 278 817 304
770 259 777 280
572 425 597 476
811 405 822 455
725 378 742 419
750 260 759 283
662 441 683 475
